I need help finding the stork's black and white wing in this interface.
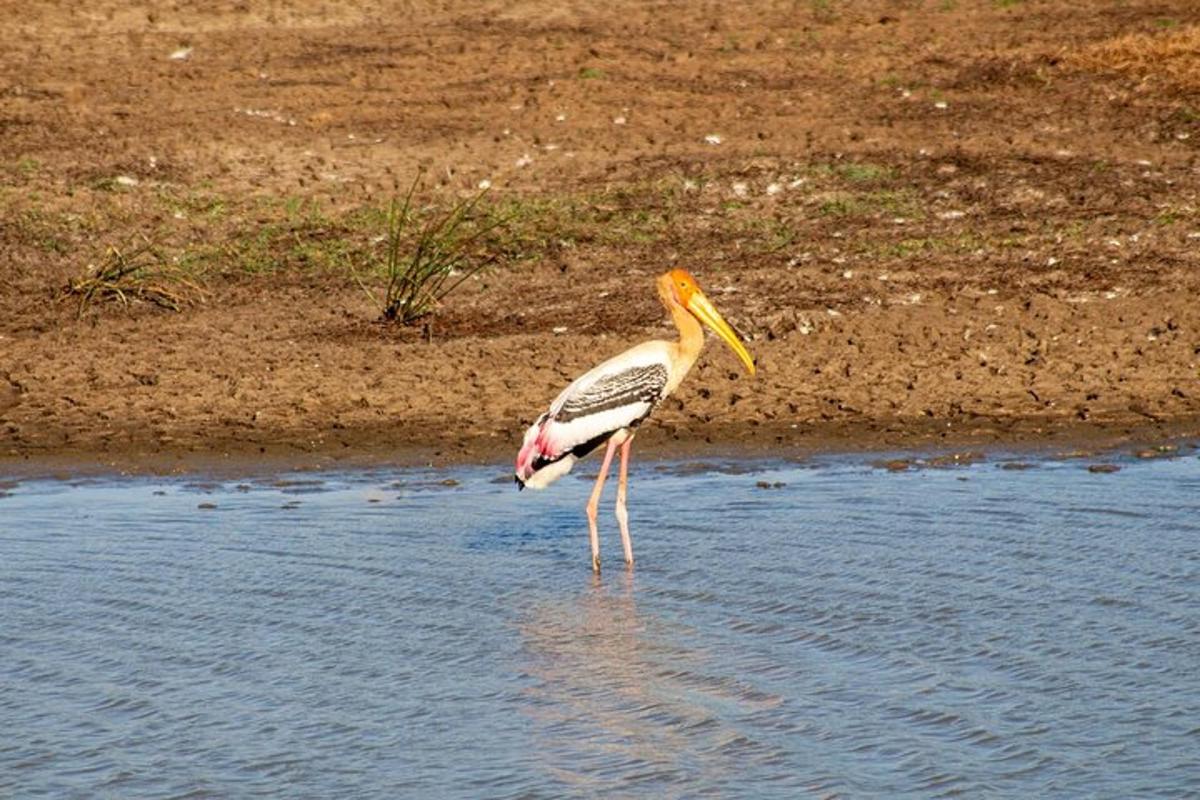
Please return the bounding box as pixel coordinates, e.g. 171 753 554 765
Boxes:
515 341 672 489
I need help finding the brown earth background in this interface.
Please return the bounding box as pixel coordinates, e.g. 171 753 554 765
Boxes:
2 1 1199 473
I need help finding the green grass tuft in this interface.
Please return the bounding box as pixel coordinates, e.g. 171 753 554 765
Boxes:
357 179 509 325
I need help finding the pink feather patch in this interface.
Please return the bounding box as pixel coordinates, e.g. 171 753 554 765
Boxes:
516 417 559 480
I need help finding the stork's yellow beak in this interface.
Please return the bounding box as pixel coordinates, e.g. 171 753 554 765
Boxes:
686 291 756 376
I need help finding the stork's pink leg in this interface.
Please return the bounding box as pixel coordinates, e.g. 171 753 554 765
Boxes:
615 437 634 566
585 437 620 572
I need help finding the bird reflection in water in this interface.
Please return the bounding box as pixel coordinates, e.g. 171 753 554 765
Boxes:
515 572 785 793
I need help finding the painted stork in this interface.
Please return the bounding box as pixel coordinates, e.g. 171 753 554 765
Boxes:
515 268 756 572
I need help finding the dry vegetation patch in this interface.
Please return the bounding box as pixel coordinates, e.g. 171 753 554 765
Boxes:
1071 23 1200 93
60 237 206 316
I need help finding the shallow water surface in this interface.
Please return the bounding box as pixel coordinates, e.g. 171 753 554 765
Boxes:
2 456 1199 798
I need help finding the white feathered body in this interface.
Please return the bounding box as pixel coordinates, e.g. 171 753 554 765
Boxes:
514 339 697 489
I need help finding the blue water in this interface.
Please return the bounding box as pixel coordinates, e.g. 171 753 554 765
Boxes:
1 454 1198 798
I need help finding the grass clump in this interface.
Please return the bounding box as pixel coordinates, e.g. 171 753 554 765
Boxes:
61 237 204 315
838 162 895 183
817 189 919 218
14 157 40 178
1153 206 1194 226
810 0 838 24
359 180 508 324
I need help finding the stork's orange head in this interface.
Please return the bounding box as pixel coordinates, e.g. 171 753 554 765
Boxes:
666 268 699 307
659 268 756 376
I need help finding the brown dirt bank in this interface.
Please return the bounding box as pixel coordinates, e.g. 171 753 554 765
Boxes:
2 274 1198 475
2 1 1199 475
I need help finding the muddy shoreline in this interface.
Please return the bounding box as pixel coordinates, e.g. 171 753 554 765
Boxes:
2 415 1196 479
